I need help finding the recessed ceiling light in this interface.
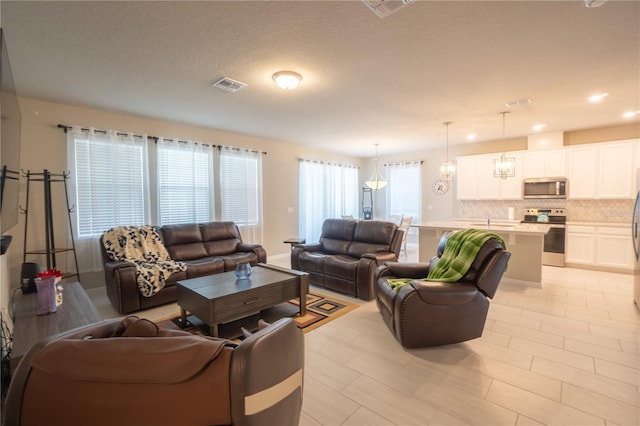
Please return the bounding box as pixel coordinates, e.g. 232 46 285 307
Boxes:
466 133 477 141
588 93 608 103
622 110 640 118
532 124 547 132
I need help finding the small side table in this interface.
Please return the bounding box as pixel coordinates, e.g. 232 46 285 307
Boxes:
283 238 305 250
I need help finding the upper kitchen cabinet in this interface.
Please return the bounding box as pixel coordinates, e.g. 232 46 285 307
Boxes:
456 152 522 200
567 140 636 199
522 149 566 178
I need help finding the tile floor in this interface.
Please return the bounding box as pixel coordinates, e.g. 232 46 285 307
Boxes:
86 244 640 425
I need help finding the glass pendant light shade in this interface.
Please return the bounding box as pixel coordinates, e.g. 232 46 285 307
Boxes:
494 111 515 179
440 121 455 181
365 144 387 190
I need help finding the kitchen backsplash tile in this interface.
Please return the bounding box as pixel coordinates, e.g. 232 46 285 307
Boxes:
457 199 633 223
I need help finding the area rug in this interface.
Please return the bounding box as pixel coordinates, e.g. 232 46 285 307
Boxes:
157 293 358 340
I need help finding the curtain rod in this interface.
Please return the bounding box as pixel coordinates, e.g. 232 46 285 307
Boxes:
56 124 267 155
384 160 424 167
298 157 359 169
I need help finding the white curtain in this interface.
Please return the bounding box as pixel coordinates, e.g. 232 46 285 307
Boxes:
156 138 214 225
299 160 359 243
385 161 422 226
66 127 150 273
219 147 263 244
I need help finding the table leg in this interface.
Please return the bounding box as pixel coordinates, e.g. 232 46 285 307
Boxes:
180 307 187 328
299 274 308 317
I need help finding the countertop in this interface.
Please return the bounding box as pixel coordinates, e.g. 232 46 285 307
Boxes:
412 220 550 235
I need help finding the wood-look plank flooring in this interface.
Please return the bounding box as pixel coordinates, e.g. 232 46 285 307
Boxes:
87 244 640 425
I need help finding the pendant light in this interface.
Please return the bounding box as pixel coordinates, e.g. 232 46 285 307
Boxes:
365 144 387 190
440 121 455 181
493 111 515 179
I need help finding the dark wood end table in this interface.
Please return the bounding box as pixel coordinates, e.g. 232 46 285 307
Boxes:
176 263 309 337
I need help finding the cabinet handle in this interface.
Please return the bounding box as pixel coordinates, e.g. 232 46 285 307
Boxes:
244 298 260 305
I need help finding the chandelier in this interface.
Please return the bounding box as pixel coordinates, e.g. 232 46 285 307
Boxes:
493 111 515 179
365 144 387 190
440 121 455 181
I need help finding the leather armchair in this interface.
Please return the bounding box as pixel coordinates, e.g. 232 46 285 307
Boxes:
4 316 304 426
374 231 511 348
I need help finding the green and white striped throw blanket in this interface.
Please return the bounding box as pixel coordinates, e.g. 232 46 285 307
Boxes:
387 228 506 293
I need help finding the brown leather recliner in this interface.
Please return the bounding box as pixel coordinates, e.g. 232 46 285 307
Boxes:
291 219 403 300
374 231 511 348
4 316 304 426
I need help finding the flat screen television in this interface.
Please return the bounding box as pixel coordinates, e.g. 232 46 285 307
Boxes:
0 27 22 237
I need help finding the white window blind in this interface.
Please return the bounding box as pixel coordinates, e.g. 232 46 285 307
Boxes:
157 138 214 225
68 128 149 238
219 147 263 243
298 160 359 243
385 161 422 223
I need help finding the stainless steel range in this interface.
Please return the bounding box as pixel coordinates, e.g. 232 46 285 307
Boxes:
522 208 566 267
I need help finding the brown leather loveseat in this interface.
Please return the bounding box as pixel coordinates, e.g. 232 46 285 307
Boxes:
4 316 304 426
291 219 402 300
101 222 267 314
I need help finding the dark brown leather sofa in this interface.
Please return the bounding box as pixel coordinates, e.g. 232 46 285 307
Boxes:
374 231 511 348
101 222 267 314
4 316 304 426
291 219 402 300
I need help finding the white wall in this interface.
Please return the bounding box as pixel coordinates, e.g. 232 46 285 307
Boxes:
1 96 364 300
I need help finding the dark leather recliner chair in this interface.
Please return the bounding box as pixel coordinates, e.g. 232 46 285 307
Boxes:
4 317 304 426
374 231 511 348
291 219 403 300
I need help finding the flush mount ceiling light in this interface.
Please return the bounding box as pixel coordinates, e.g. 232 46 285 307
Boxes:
272 71 302 90
365 144 387 190
440 122 455 181
493 111 516 180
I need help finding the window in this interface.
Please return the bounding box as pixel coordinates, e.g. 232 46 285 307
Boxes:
157 138 214 225
299 160 359 243
68 128 149 238
219 147 263 243
385 161 422 224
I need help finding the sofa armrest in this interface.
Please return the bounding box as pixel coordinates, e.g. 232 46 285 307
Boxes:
383 262 431 279
294 243 323 252
361 251 398 264
237 243 268 263
103 261 141 314
230 317 304 426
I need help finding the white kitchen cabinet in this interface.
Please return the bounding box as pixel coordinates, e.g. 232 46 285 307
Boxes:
566 225 596 265
523 149 566 178
566 224 632 271
567 140 636 199
597 142 634 198
456 152 521 200
456 156 477 200
499 152 523 199
597 226 633 270
567 146 598 198
476 155 501 199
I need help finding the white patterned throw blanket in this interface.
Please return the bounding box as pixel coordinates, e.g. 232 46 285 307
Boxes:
102 225 187 297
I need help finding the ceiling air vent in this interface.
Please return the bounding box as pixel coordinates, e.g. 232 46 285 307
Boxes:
362 0 414 18
211 77 247 93
505 98 532 108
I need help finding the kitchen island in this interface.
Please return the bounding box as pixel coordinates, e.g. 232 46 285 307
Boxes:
413 220 550 288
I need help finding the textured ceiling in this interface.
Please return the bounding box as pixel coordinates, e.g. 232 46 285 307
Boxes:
2 0 639 157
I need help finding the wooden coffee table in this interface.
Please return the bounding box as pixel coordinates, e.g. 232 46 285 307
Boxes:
176 263 309 337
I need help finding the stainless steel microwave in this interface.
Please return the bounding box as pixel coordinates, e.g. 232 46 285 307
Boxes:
522 177 567 199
